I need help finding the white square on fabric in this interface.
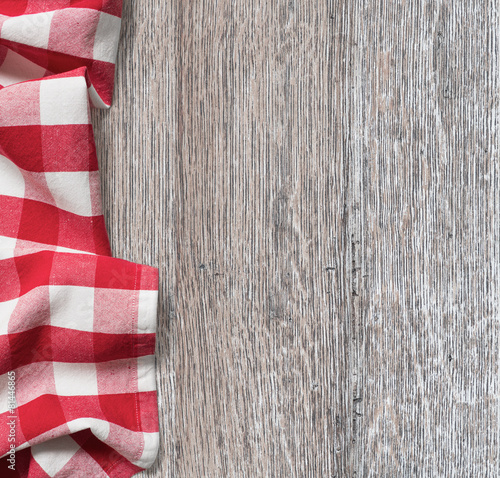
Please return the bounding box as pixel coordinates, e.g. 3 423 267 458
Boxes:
93 12 122 63
0 81 41 127
45 171 92 217
137 355 156 392
1 12 55 50
0 297 18 335
49 285 94 332
53 362 98 396
31 434 80 477
67 417 110 441
137 290 158 333
0 154 25 199
131 432 159 468
0 49 47 87
0 236 17 260
39 77 88 125
0 372 11 414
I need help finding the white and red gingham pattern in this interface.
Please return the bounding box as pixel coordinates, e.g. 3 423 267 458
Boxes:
0 1 160 477
0 0 122 107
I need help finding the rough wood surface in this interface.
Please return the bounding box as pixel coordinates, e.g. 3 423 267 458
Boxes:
92 0 499 476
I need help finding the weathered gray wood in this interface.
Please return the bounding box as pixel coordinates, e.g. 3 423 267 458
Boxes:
93 0 178 476
350 1 500 476
92 0 499 476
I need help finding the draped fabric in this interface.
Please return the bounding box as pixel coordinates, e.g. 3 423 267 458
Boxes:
0 2 160 476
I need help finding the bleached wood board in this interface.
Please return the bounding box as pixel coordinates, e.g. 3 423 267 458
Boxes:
92 0 499 475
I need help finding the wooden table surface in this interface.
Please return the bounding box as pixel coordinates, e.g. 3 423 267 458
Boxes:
92 0 499 476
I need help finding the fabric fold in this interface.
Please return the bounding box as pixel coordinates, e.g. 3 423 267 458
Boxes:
0 1 160 477
0 0 122 107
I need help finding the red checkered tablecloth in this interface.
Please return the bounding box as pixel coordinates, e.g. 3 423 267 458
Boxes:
0 2 160 476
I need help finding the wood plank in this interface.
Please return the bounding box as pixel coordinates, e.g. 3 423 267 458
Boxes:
92 0 178 476
171 0 352 475
350 1 499 475
92 0 500 475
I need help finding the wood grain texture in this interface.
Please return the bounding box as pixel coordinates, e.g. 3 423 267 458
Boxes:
92 0 499 476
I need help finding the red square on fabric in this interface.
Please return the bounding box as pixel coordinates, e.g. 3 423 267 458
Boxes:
86 61 115 106
44 50 93 78
138 265 159 291
0 126 44 171
0 258 20 301
0 196 23 239
95 256 138 290
41 124 97 172
137 391 160 432
15 251 54 296
58 395 104 423
0 335 11 374
50 252 98 287
18 394 66 440
0 0 28 15
98 394 139 431
93 332 155 362
93 332 133 362
57 211 95 253
49 8 100 59
0 45 7 65
50 328 94 363
25 0 70 13
70 0 103 9
0 447 31 477
17 199 59 245
68 0 121 17
92 214 112 256
70 428 129 475
9 326 53 370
